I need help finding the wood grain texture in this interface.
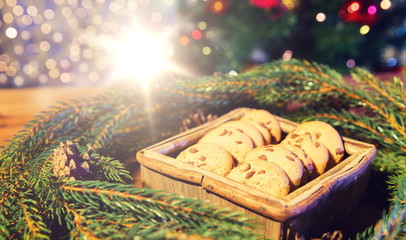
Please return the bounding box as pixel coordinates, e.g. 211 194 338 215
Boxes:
0 86 105 146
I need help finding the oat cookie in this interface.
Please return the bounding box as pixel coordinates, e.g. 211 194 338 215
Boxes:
283 132 329 178
227 160 290 197
291 121 345 166
281 143 313 185
243 144 304 190
176 142 234 176
199 126 254 164
221 120 265 148
240 109 282 144
241 119 272 144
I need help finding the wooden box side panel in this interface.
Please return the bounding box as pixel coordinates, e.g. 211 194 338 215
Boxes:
141 165 284 239
286 163 372 239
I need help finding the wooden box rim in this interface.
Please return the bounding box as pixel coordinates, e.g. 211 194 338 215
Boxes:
136 108 376 222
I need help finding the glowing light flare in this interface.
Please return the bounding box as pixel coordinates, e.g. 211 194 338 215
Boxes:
360 25 370 34
192 30 202 40
214 1 224 12
380 0 391 10
368 5 377 14
101 23 176 86
282 50 293 61
180 35 189 46
202 46 211 55
348 2 360 13
387 57 397 67
316 12 326 22
198 21 207 30
346 59 356 68
5 27 18 39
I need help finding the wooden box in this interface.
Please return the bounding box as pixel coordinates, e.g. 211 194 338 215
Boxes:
136 108 376 239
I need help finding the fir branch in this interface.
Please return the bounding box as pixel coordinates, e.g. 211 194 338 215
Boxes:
16 189 50 240
362 174 406 240
2 58 406 239
26 141 61 196
59 180 259 239
350 68 406 111
92 103 136 150
90 155 132 183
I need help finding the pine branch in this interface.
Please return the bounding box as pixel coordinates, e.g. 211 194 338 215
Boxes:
1 58 406 239
90 155 132 183
357 173 406 240
60 180 260 239
350 68 406 112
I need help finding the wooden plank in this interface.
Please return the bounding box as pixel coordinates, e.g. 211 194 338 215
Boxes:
0 86 105 146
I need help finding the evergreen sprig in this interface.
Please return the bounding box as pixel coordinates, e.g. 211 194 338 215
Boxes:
59 180 259 239
1 58 406 239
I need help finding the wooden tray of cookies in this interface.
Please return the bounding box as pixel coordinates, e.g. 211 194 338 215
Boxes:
136 108 376 239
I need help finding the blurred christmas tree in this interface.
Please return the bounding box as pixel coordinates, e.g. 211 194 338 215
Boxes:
0 0 405 87
172 0 406 75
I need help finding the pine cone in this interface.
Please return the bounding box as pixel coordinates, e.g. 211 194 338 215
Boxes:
52 140 93 181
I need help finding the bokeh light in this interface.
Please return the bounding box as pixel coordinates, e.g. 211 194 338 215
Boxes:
360 25 370 35
282 50 293 61
202 46 211 55
5 27 18 38
346 59 356 68
348 2 360 13
180 35 189 46
0 0 184 87
380 0 391 10
192 30 202 40
198 21 207 31
387 57 397 67
316 12 326 22
368 5 377 14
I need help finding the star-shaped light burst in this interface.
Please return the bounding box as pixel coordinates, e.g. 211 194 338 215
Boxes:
100 21 176 88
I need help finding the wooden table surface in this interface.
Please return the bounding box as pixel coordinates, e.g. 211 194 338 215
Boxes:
0 85 388 239
0 86 107 146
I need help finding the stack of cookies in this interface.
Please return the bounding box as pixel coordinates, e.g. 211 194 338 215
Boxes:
176 109 345 197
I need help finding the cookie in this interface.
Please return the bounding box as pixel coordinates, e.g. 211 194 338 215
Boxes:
283 132 329 178
220 120 264 148
243 144 304 190
281 143 313 185
227 160 290 197
240 109 282 144
291 121 345 167
241 119 271 144
176 142 234 176
199 126 254 164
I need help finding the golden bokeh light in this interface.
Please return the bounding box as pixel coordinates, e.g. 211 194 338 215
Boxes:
3 13 14 23
5 27 18 39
